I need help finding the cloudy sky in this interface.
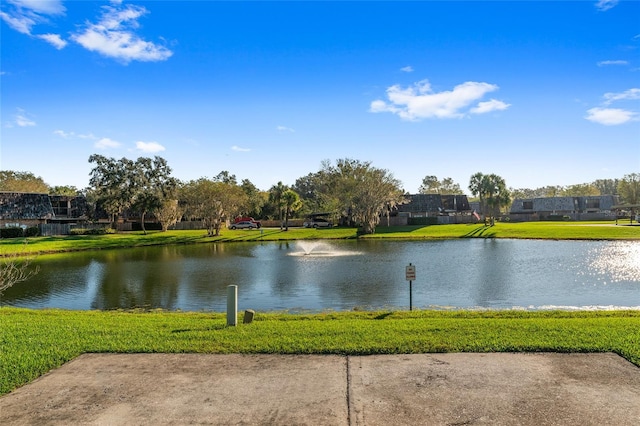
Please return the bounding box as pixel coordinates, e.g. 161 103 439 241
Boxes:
1 0 639 193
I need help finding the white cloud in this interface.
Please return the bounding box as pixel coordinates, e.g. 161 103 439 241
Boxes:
231 145 251 152
0 10 35 34
470 99 511 114
8 0 66 15
586 88 640 125
54 130 98 140
595 0 618 11
585 107 637 125
370 79 508 121
14 108 36 127
53 129 71 138
37 33 67 49
400 66 414 73
0 0 65 35
277 125 295 133
71 2 173 64
597 60 628 67
95 137 122 149
603 88 640 105
135 141 165 153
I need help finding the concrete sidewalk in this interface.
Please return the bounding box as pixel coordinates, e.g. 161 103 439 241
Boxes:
1 353 639 425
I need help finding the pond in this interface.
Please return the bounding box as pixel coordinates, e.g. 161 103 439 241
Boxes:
3 239 639 312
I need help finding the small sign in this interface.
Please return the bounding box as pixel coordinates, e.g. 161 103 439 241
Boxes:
405 264 416 281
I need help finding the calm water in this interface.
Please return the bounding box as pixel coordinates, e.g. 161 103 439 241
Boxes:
3 239 639 311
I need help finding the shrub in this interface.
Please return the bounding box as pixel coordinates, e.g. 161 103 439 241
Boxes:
70 227 114 235
545 215 571 221
408 217 439 226
24 227 39 237
0 227 24 238
131 222 163 231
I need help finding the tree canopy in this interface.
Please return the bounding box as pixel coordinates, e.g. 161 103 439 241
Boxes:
418 175 463 195
618 173 640 205
129 156 178 233
88 155 135 224
49 185 80 196
469 172 511 226
180 178 248 236
318 159 405 234
0 171 49 193
88 155 177 231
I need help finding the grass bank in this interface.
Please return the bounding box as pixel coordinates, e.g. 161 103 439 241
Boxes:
1 308 639 395
2 221 638 257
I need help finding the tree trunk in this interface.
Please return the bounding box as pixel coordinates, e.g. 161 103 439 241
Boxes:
140 210 147 235
361 220 376 234
284 207 290 231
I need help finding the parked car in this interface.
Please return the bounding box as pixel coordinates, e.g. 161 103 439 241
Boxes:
303 218 333 228
230 221 258 230
233 216 261 228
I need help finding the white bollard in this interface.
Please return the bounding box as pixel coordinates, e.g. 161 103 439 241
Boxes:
227 285 237 326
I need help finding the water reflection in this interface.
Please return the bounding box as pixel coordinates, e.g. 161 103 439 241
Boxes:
474 239 513 306
586 241 640 283
2 239 639 312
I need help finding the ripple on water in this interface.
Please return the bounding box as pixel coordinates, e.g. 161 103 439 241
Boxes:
586 241 640 283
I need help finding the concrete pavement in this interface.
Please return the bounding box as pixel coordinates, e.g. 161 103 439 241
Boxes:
1 353 639 425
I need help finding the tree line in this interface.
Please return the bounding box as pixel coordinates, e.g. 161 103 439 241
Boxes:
87 156 405 235
1 159 639 235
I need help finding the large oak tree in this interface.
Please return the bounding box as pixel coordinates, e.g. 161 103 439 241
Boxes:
320 159 405 234
180 178 247 236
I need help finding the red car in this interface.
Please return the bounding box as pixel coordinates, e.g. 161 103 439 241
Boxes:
233 217 261 228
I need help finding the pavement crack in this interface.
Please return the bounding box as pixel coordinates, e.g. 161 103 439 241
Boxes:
346 355 352 426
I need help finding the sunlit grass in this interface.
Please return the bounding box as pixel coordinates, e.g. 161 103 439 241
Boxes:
1 221 637 257
1 308 639 395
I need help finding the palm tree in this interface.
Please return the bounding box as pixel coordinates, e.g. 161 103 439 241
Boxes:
469 172 511 226
468 172 486 221
281 189 302 231
269 181 288 229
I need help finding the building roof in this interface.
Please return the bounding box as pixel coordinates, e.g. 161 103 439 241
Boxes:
398 194 470 214
0 192 54 220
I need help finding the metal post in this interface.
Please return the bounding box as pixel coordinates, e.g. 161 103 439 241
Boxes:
406 262 415 312
409 280 413 311
227 285 237 326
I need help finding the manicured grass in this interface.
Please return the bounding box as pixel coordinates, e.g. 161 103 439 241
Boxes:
2 221 638 257
2 222 637 395
1 308 639 395
369 221 640 240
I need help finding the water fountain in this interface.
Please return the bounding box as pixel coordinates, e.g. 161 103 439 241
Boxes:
290 241 362 257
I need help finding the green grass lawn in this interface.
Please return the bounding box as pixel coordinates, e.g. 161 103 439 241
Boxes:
1 222 638 396
2 221 638 257
1 308 639 396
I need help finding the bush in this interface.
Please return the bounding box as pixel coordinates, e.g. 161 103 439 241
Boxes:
69 227 114 235
545 215 571 221
0 227 24 238
24 227 39 237
408 217 439 226
131 222 163 231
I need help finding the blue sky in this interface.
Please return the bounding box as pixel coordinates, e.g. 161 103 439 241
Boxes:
1 0 639 193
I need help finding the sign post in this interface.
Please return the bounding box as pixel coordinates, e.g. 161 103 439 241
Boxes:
405 263 416 311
